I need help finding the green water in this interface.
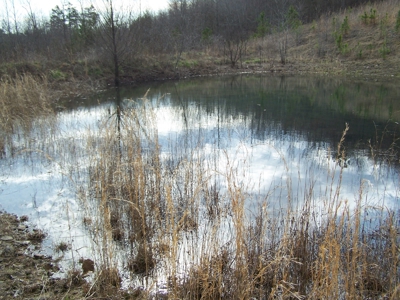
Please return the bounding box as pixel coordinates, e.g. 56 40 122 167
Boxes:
87 74 399 161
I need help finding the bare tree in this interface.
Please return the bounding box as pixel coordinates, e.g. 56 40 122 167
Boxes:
219 0 251 67
1 0 19 60
96 0 136 86
168 0 191 71
22 0 38 32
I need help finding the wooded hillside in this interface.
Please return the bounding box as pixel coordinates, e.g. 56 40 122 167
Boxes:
1 0 399 85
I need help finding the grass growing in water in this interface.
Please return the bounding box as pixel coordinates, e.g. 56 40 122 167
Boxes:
0 74 55 155
73 94 400 299
2 80 398 298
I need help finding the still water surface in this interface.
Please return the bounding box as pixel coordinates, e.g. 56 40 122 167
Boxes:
1 74 399 276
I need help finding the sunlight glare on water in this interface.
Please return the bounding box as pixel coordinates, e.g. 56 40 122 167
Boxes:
0 74 399 285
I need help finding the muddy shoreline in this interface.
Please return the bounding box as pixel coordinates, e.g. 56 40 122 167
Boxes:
0 212 87 299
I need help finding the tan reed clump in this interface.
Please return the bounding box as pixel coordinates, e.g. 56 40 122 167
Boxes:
0 74 54 154
77 93 399 299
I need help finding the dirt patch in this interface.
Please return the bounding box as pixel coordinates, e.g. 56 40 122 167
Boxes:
0 211 142 299
0 212 87 299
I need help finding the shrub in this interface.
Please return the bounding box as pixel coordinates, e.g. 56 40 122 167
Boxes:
335 33 349 54
341 16 350 35
379 39 390 59
49 69 67 81
396 10 400 32
361 8 378 25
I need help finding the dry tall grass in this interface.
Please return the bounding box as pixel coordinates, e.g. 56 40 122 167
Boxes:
0 74 54 155
75 93 400 299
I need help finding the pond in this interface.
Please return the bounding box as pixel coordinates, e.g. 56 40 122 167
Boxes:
1 74 399 295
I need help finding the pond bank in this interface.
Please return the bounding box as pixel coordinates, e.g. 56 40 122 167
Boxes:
0 212 84 299
0 211 139 299
43 56 400 103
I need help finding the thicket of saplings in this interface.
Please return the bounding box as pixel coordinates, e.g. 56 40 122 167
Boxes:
1 0 400 82
72 98 399 299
